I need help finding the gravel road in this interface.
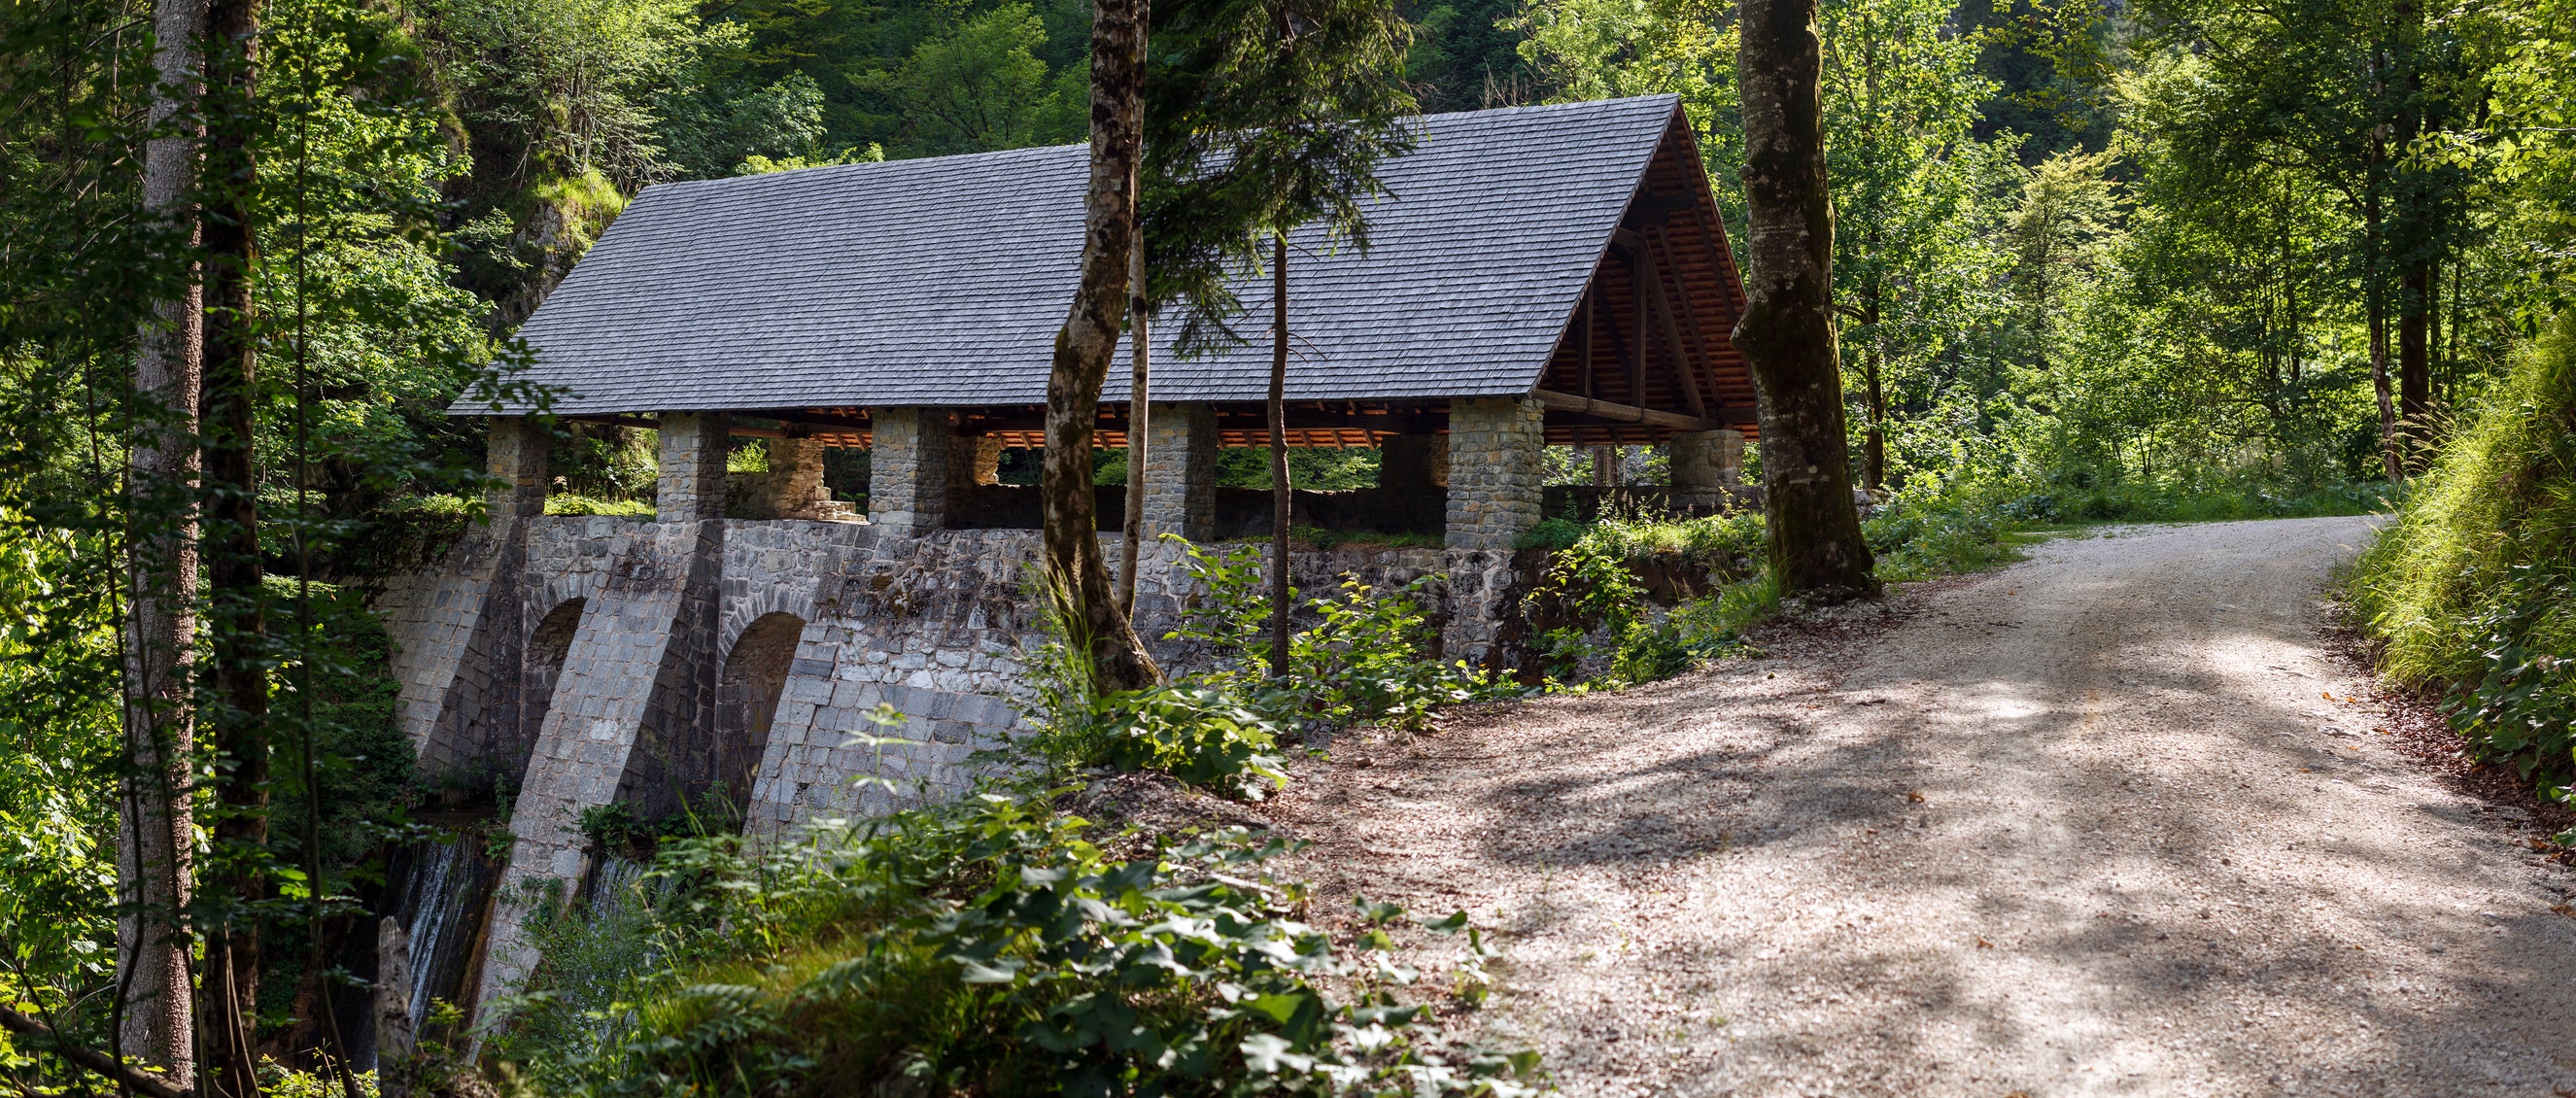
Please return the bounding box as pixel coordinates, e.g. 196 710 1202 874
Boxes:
1262 516 2576 1096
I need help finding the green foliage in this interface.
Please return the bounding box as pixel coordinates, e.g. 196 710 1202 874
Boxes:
1098 686 1292 797
1141 0 1420 350
498 792 1540 1096
264 577 417 873
1011 538 1498 800
0 522 120 1046
1520 514 1771 688
548 494 658 518
853 4 1087 154
2352 313 2576 784
1154 537 1505 731
1862 496 2018 581
2446 568 2576 791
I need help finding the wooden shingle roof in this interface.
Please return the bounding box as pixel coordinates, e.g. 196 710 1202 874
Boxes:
472 94 1749 435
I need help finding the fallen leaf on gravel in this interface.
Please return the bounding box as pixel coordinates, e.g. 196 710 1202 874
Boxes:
1906 790 1927 804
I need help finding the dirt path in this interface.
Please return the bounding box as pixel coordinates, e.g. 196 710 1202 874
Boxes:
1262 517 2576 1096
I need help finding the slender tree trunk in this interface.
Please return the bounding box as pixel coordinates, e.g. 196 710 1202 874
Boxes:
197 0 269 1091
1267 234 1293 677
2427 252 2443 408
1118 236 1148 615
2365 149 2401 482
2282 175 2300 385
120 0 208 1080
1044 0 1160 693
1735 0 1876 600
1862 274 1884 492
2399 257 2431 456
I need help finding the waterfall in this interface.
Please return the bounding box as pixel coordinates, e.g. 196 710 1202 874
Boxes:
361 831 505 1067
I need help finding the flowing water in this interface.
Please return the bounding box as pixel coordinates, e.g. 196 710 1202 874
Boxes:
354 830 506 1068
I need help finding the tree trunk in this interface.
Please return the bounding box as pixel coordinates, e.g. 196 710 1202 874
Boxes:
1735 0 1876 600
1118 236 1148 616
2365 150 2401 482
120 0 207 1081
1267 234 1293 677
2399 257 2431 460
1862 274 1884 493
1044 0 1160 694
197 0 269 1091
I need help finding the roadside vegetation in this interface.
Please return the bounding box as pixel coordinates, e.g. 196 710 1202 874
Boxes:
2350 315 2576 798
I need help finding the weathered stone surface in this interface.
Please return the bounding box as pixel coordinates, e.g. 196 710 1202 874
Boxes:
869 407 958 532
382 509 1549 1020
1140 402 1218 541
1669 429 1745 505
656 413 730 523
1444 397 1545 550
732 437 858 521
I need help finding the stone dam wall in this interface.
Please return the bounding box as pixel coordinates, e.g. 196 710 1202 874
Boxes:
371 514 1535 1013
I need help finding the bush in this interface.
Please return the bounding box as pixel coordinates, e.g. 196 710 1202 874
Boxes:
548 494 656 518
493 792 1541 1097
2351 312 2576 786
1863 496 2017 581
1519 514 1771 689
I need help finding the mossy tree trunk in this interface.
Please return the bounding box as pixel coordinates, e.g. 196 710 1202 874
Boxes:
1735 0 1877 600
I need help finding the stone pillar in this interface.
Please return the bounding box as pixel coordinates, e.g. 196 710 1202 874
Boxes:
1140 402 1218 541
732 437 856 520
970 435 1003 486
868 407 955 533
656 412 730 523
1668 429 1745 506
1444 397 1546 550
1379 433 1449 492
484 415 550 521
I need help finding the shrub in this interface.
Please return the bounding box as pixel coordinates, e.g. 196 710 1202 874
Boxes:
496 793 1541 1097
547 494 656 518
1520 514 1770 688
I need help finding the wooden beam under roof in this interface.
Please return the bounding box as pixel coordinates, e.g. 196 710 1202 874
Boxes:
1531 389 1754 431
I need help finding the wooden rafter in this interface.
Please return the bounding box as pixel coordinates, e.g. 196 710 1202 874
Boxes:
1638 232 1709 417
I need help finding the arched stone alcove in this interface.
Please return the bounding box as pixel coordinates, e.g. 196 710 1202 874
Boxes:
711 610 804 826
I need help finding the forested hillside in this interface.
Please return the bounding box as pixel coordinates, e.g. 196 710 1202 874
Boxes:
3 0 2573 1088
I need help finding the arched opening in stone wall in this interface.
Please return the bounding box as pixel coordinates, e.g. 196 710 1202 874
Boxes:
518 598 586 767
711 611 804 828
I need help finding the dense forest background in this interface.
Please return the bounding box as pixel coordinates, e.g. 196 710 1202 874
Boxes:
4 0 2575 1086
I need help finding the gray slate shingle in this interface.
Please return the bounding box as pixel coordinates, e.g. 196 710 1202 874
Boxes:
474 94 1681 415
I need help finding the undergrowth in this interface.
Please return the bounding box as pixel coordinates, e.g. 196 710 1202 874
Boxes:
2350 311 2576 792
490 551 1544 1096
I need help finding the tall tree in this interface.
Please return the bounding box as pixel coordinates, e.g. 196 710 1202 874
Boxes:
1117 238 1149 615
1042 0 1161 694
1141 0 1414 674
1818 0 1994 489
1736 0 1876 598
195 0 271 1089
120 0 206 1081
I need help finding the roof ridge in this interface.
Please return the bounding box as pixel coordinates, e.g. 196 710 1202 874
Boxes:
643 94 1681 197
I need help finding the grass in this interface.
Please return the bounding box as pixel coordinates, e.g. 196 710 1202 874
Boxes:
2344 312 2576 787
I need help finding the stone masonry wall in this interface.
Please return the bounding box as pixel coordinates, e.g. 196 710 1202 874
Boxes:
1444 397 1546 550
390 519 1547 1019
